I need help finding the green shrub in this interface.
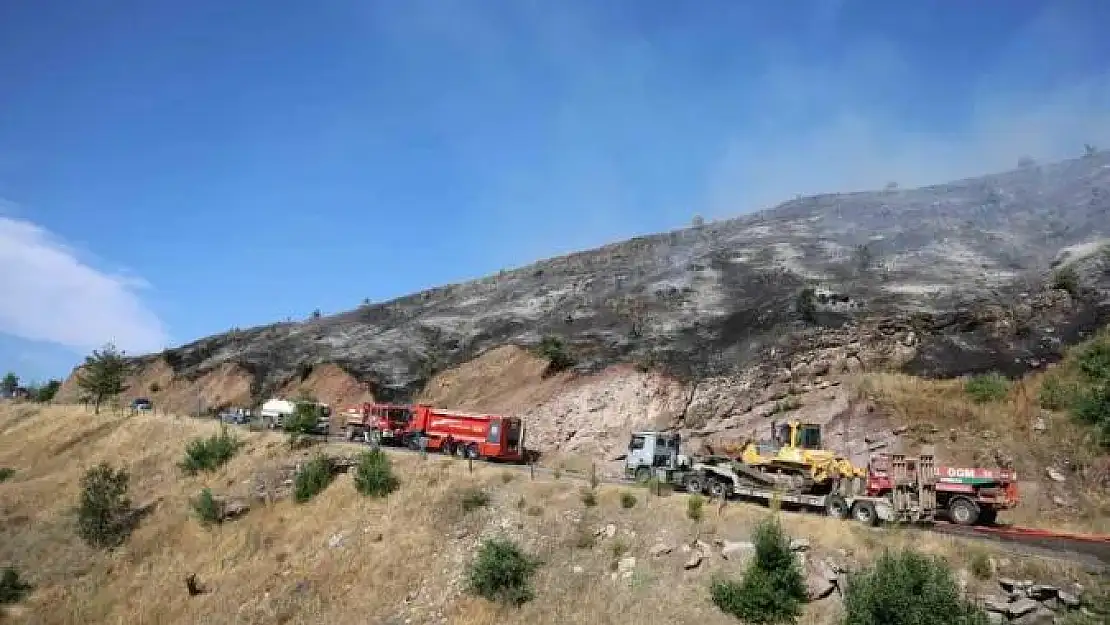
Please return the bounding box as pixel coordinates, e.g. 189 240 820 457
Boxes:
710 517 806 624
0 567 32 604
179 426 243 475
466 538 540 606
1053 266 1081 296
964 373 1010 403
967 549 992 580
293 455 335 503
843 549 990 625
191 488 221 526
1078 342 1110 382
284 402 323 435
0 467 14 482
796 287 818 323
353 449 399 498
619 491 637 509
581 488 597 507
460 487 490 512
536 335 575 375
1072 384 1110 448
1039 376 1080 410
687 494 705 521
77 463 135 550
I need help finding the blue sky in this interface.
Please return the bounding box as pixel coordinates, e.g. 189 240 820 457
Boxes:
2 0 1110 382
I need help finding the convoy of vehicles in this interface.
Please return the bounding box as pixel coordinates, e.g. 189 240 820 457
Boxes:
229 396 1015 527
341 402 527 462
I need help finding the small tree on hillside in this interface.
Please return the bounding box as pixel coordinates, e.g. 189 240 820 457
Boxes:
710 516 807 624
1 372 18 396
75 343 131 414
77 462 135 549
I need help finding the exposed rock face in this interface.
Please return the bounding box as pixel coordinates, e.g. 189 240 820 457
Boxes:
61 153 1110 452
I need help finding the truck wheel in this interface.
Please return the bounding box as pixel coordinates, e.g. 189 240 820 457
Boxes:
826 494 849 520
708 479 728 500
634 466 652 483
852 500 879 526
455 444 467 458
442 441 454 456
347 428 358 441
466 444 479 460
948 497 980 526
684 474 705 494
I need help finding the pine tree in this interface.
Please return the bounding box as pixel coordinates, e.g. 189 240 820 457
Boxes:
75 343 131 414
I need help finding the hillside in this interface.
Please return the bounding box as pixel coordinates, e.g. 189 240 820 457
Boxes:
58 152 1110 425
1 404 1106 624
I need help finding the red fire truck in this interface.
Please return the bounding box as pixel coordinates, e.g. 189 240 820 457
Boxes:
342 402 412 446
407 404 526 462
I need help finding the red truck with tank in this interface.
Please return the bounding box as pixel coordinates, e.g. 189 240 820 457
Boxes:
343 402 527 462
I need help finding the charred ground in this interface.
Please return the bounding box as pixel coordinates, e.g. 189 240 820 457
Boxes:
76 152 1110 408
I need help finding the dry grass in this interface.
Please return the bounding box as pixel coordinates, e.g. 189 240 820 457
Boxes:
0 404 1102 624
851 329 1110 533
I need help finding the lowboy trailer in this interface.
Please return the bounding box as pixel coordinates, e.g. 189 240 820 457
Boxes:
625 431 938 526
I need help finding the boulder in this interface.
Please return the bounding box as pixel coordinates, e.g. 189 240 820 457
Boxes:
717 540 754 561
1057 590 1080 608
805 560 838 601
1007 598 1039 618
980 596 1010 614
789 537 811 552
684 552 703 570
1026 584 1057 601
1011 607 1055 625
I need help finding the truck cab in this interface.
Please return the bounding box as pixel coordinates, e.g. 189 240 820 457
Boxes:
624 431 686 482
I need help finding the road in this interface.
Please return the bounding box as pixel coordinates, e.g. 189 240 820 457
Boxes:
302 430 1110 570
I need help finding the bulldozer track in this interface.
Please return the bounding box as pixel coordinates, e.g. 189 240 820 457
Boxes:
307 432 1109 567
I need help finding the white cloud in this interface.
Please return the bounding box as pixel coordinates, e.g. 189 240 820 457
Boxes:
0 215 168 355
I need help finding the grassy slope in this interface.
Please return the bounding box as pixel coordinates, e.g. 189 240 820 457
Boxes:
856 327 1110 533
0 405 1104 624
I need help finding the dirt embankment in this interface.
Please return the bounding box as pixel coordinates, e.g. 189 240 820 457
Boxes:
419 345 690 463
276 363 376 408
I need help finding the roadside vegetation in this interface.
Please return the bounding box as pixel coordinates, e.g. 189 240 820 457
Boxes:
1 398 1107 623
179 425 243 475
710 517 806 624
293 453 336 503
843 550 989 625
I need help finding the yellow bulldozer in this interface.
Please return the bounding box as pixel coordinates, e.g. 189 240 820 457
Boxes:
713 419 865 494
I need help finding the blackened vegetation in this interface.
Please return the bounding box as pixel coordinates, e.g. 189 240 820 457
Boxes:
904 286 1110 379
105 152 1110 399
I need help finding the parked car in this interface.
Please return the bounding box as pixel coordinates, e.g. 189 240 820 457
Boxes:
219 407 252 425
131 397 153 412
